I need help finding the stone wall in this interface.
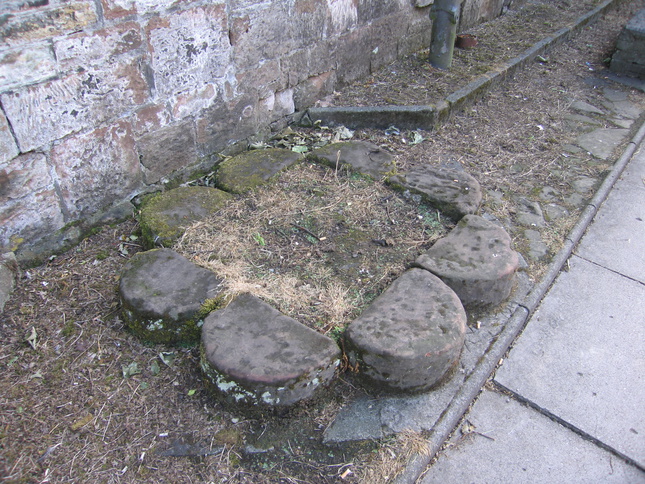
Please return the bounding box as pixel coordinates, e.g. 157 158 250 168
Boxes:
0 0 516 261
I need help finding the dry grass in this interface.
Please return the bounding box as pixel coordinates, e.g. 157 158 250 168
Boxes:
176 161 453 337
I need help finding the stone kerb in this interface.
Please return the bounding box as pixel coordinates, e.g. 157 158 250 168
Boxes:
200 293 341 409
119 249 225 346
415 214 520 307
344 268 467 393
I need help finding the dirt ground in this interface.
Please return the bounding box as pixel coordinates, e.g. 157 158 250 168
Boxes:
2 1 644 483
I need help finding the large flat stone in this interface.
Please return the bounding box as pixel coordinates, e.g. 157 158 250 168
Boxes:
575 128 629 160
415 214 519 307
388 165 482 219
119 249 224 345
494 255 645 467
344 268 466 393
422 390 644 484
308 141 395 179
215 148 302 194
201 293 341 408
138 186 233 249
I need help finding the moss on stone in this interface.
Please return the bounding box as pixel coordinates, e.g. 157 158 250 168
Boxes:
138 186 233 249
215 148 302 194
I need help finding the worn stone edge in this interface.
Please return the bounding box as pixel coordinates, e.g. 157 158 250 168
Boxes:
392 104 645 482
301 0 620 131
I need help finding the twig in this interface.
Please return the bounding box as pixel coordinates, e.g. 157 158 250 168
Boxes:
291 223 321 242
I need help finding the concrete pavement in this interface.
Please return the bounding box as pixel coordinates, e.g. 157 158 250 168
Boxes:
418 129 645 482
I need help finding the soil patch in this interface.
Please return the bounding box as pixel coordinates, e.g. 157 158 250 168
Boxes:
176 161 453 338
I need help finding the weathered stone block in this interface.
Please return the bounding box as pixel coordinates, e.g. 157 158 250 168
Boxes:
146 5 231 98
201 293 341 408
0 42 57 91
0 111 19 164
169 84 218 119
53 21 143 69
50 121 142 219
137 121 198 184
0 2 97 46
294 71 337 111
344 268 466 393
308 141 395 179
2 62 150 152
119 248 225 345
138 186 233 249
0 152 52 202
130 103 171 137
388 166 482 220
415 214 520 307
327 0 358 34
215 148 302 194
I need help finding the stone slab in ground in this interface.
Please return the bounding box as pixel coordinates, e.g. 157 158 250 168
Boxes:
307 141 395 179
201 293 341 408
494 255 645 467
421 390 644 484
215 148 302 194
575 147 645 284
344 268 466 393
415 214 520 307
575 127 630 160
138 186 233 249
387 165 482 219
119 248 224 345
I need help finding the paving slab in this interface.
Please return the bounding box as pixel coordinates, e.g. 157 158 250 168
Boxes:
575 127 630 160
421 390 645 484
575 146 645 283
494 255 645 467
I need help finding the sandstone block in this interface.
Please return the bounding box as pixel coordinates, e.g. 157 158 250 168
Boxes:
53 21 143 69
119 249 224 345
50 121 142 219
146 5 231 98
137 121 197 184
415 214 520 307
139 186 233 249
215 148 302 194
201 293 341 408
2 62 149 151
388 165 482 219
308 141 395 179
344 268 466 393
0 42 57 92
294 71 337 111
0 111 19 164
0 2 97 46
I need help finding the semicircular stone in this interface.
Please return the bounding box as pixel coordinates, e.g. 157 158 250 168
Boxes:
201 293 341 408
344 268 466 393
215 148 303 194
119 249 225 345
139 186 233 249
415 214 520 307
388 165 482 219
308 141 395 179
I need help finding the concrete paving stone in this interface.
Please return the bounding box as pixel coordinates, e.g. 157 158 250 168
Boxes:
576 127 630 160
603 100 643 120
494 255 645 467
201 293 341 408
575 147 645 283
422 390 645 484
